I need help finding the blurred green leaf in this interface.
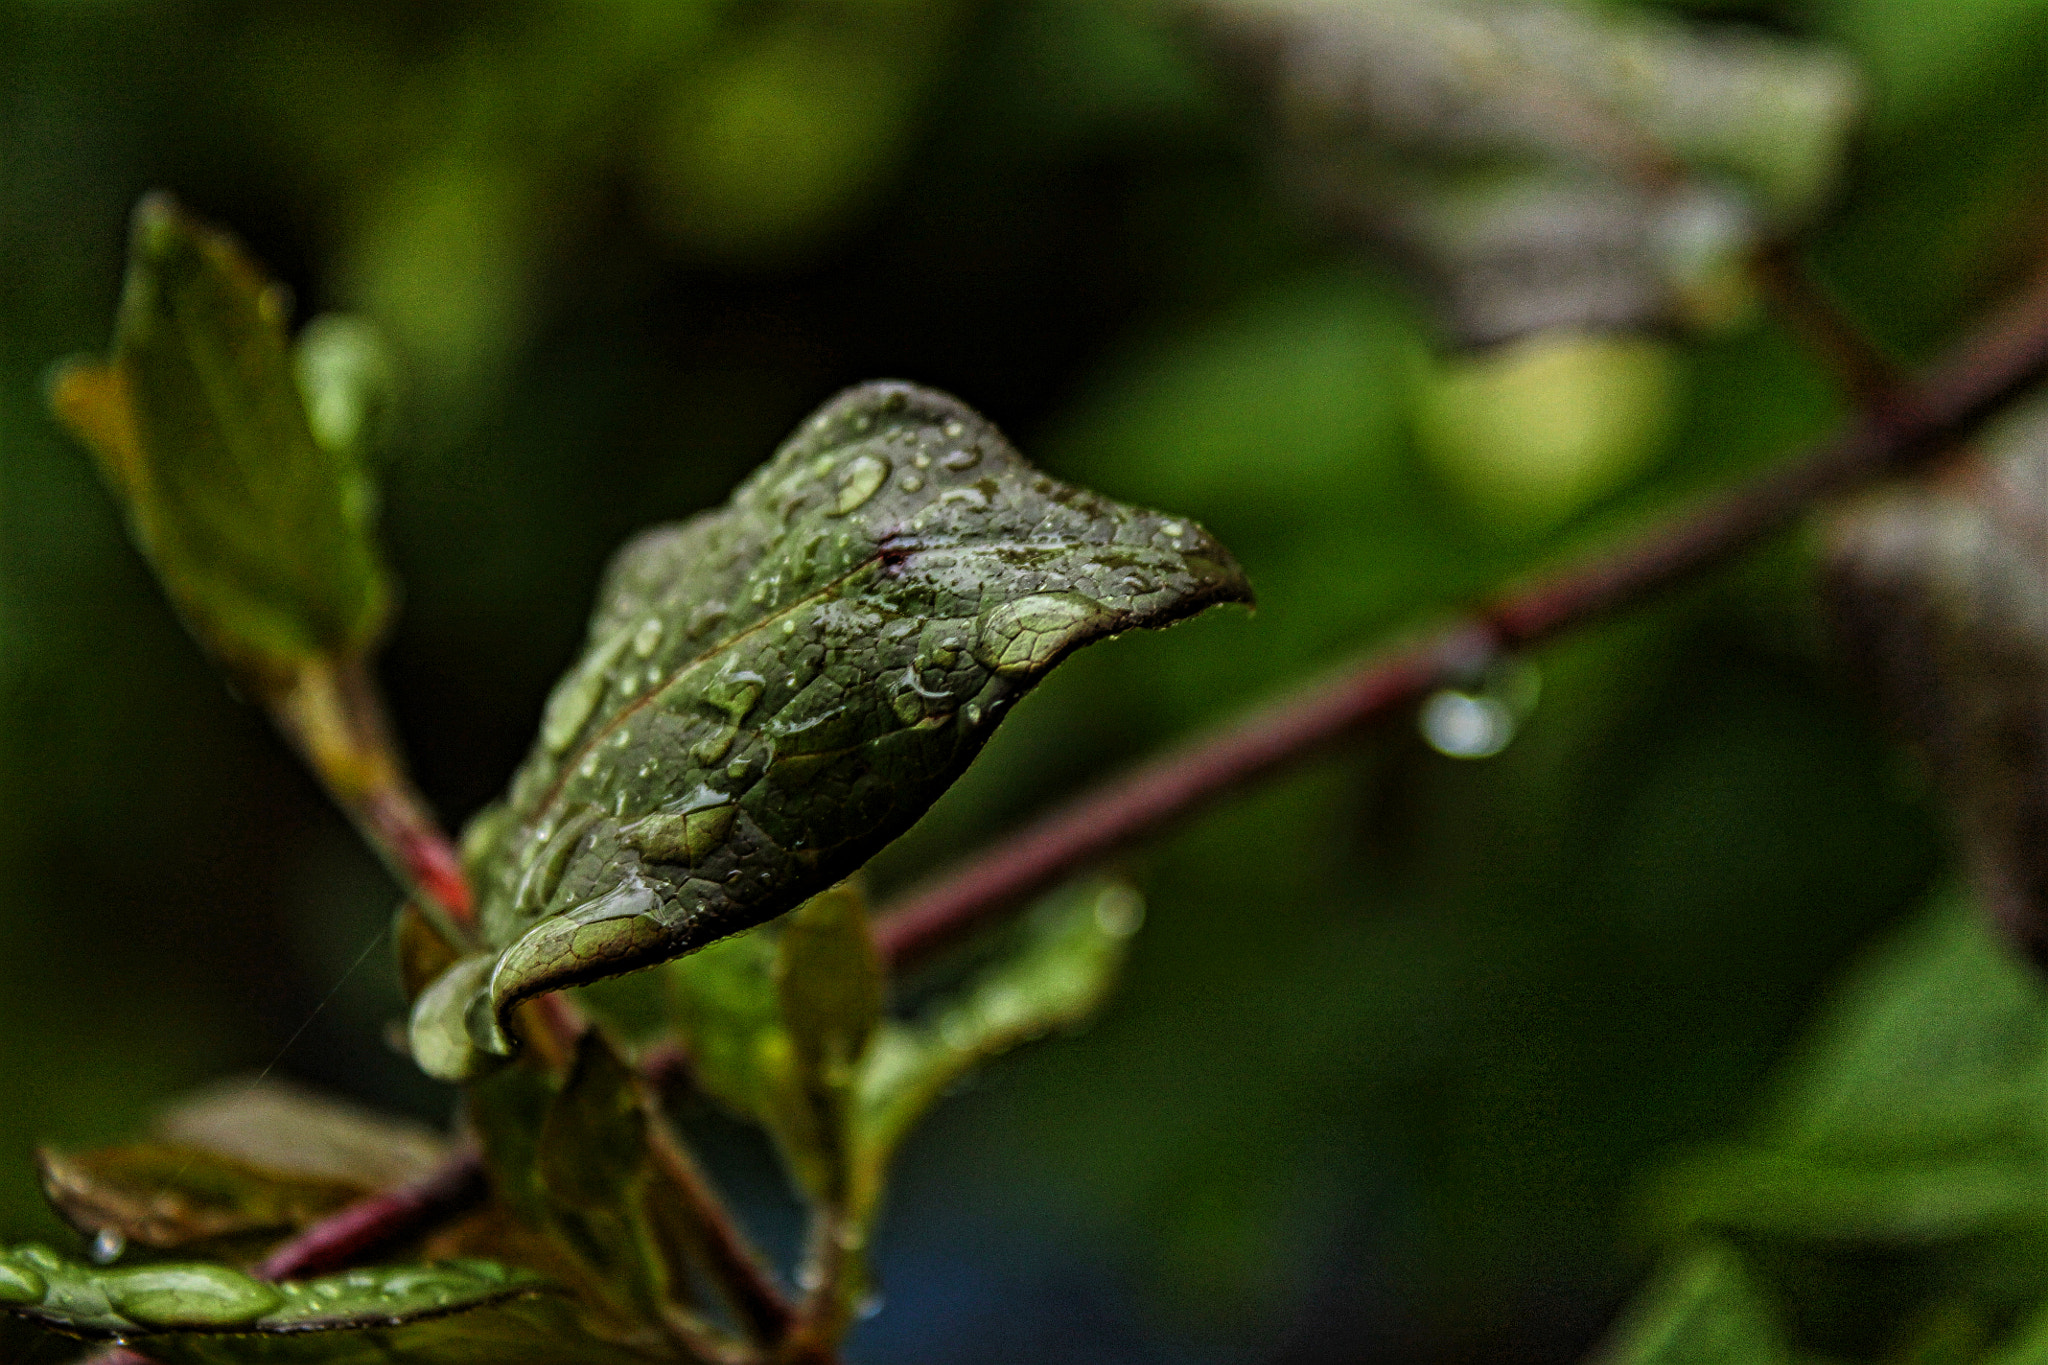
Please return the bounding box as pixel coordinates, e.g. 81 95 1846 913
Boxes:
1986 1297 2048 1365
467 1065 560 1234
854 878 1143 1195
1754 886 2048 1162
153 1076 450 1191
666 925 785 1124
36 1144 362 1262
1588 1240 1792 1365
0 1243 630 1364
773 880 883 1207
1643 887 2048 1247
534 1034 668 1323
466 1038 729 1344
414 380 1249 1079
1415 330 1681 533
47 193 390 693
640 4 956 264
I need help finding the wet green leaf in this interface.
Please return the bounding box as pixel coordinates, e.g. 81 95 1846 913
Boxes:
413 380 1248 1079
36 1143 363 1261
0 1244 644 1364
1589 1240 1792 1364
46 193 390 692
854 879 1143 1197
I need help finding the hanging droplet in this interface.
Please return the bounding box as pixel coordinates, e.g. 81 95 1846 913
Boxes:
91 1229 127 1264
1420 690 1515 759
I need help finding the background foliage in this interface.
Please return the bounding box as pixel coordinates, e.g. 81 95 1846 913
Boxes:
2 1 2045 1361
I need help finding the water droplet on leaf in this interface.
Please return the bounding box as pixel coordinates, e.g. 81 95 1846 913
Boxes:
104 1264 283 1328
830 454 889 515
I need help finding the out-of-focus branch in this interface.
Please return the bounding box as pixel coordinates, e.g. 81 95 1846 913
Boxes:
873 259 2048 968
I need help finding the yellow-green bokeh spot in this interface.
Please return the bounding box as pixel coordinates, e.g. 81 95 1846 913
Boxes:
1416 331 1680 534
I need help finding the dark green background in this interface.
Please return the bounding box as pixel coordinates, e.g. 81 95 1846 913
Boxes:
2 1 2043 1361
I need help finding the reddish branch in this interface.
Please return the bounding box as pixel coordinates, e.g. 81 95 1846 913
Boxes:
255 1149 488 1280
873 259 2048 967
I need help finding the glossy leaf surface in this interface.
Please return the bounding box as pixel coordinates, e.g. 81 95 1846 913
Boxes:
414 380 1249 1078
47 194 389 690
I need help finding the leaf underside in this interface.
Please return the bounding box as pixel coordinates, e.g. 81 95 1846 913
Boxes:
413 380 1250 1078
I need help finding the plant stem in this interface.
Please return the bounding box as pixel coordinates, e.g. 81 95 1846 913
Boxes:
1749 242 1907 407
636 1078 799 1349
255 1147 489 1280
270 654 475 939
872 258 2048 968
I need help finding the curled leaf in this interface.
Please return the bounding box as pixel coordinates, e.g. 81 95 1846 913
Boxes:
47 193 389 692
413 381 1248 1078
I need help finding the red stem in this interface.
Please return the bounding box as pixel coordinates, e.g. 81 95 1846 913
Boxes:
873 260 2048 968
255 1148 488 1280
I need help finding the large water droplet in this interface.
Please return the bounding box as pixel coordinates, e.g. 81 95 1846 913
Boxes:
974 593 1108 676
1420 690 1515 759
91 1228 126 1264
632 617 663 657
104 1264 283 1328
830 454 890 516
